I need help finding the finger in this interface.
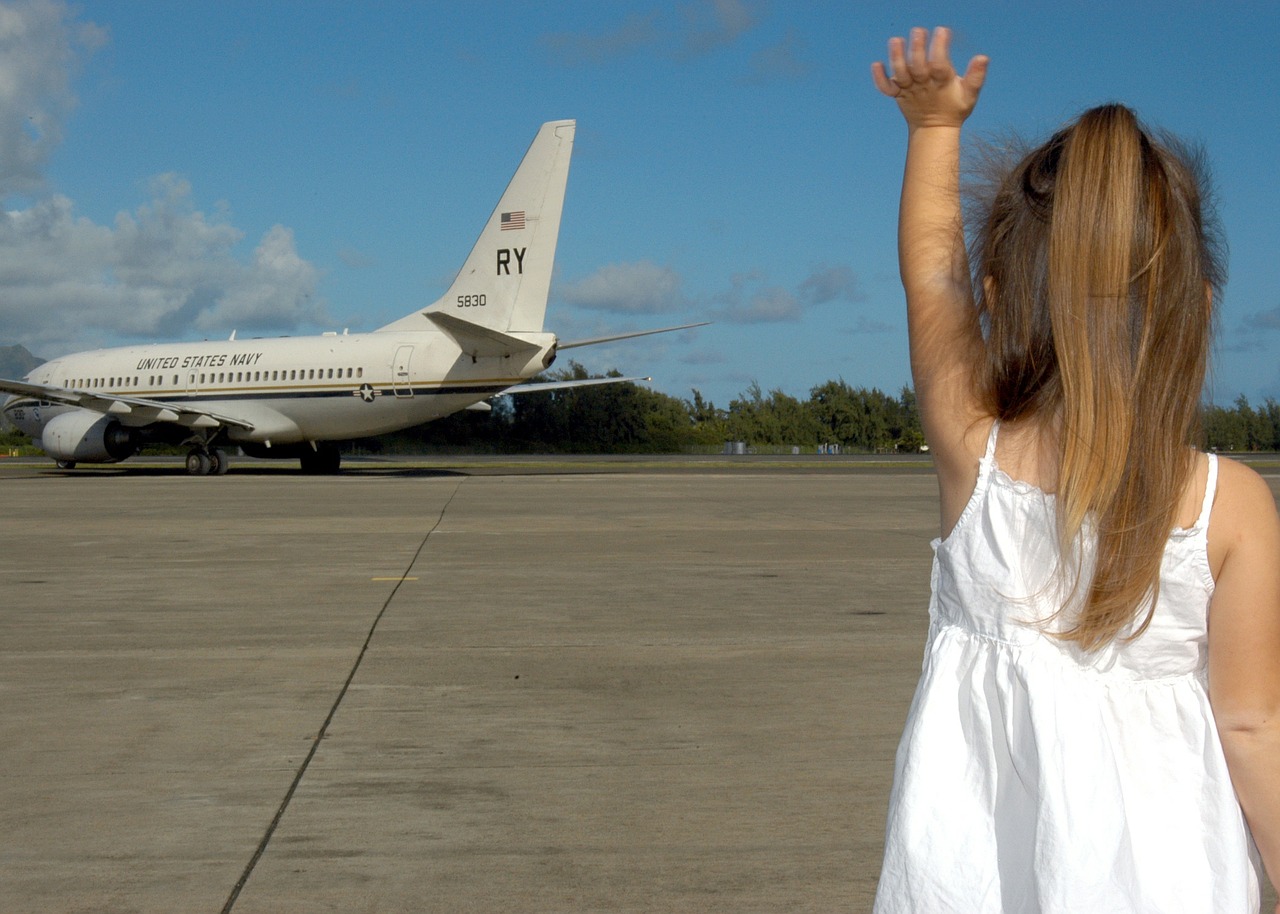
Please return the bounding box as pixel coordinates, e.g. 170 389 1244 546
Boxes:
870 61 900 97
906 27 929 81
961 54 990 95
927 26 956 83
885 35 909 86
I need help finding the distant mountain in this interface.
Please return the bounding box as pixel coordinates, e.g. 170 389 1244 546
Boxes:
0 345 45 431
0 344 44 380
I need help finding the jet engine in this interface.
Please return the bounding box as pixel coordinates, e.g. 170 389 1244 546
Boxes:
40 409 141 463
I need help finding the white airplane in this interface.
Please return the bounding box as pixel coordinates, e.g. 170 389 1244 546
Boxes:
0 120 705 474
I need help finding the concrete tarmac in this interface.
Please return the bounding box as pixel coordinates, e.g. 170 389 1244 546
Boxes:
1 456 1276 913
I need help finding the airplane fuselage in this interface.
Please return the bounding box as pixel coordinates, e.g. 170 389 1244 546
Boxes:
4 329 556 448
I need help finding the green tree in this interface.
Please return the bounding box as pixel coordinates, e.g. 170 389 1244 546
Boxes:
1203 403 1248 451
725 382 824 446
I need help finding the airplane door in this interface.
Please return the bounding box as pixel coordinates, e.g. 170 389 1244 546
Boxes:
392 345 414 398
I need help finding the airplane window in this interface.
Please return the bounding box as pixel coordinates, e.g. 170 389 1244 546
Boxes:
173 375 179 385
357 367 363 378
200 374 206 384
328 368 334 379
308 369 315 380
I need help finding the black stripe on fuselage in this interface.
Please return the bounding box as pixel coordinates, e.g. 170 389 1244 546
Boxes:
10 383 515 407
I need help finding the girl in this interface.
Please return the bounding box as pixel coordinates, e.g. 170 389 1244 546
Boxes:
870 27 1280 912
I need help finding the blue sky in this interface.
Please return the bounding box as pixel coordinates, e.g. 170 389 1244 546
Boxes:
1 0 1277 408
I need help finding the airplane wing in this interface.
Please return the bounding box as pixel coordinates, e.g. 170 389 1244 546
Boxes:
0 377 255 430
494 376 652 396
557 321 710 350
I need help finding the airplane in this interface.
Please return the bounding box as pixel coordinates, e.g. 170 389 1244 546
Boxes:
0 119 705 474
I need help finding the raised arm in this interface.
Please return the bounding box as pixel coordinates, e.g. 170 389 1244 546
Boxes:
873 28 990 516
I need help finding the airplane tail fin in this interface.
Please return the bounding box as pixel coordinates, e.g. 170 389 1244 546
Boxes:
378 119 575 335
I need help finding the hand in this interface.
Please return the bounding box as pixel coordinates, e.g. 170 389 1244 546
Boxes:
871 27 988 129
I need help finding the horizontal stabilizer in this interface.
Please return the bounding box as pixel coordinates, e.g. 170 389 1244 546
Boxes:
558 321 710 350
426 311 542 359
496 376 651 397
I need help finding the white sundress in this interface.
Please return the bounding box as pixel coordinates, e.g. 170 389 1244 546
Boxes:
873 425 1259 913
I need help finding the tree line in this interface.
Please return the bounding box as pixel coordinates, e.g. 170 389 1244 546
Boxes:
3 361 1278 456
363 365 1280 456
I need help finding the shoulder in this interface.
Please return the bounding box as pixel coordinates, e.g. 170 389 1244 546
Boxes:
1208 456 1280 578
1213 456 1278 525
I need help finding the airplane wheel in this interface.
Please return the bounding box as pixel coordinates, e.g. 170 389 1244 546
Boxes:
209 448 230 475
55 459 77 469
186 450 211 476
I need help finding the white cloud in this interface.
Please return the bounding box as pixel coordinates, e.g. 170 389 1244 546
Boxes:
0 0 324 357
678 0 759 57
557 260 685 314
1244 304 1280 332
0 0 105 196
0 175 324 354
542 0 760 65
798 264 862 306
713 270 800 323
542 11 662 66
713 264 862 324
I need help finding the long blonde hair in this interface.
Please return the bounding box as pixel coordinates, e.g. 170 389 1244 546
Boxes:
970 104 1226 650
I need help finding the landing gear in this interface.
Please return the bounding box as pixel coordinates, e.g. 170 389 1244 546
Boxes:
186 447 230 476
55 459 77 470
208 448 230 475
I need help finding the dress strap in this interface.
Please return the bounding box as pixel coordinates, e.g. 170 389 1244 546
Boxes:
984 420 1000 460
1195 453 1219 529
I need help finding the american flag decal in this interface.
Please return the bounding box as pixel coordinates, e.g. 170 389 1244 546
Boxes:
500 211 525 231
